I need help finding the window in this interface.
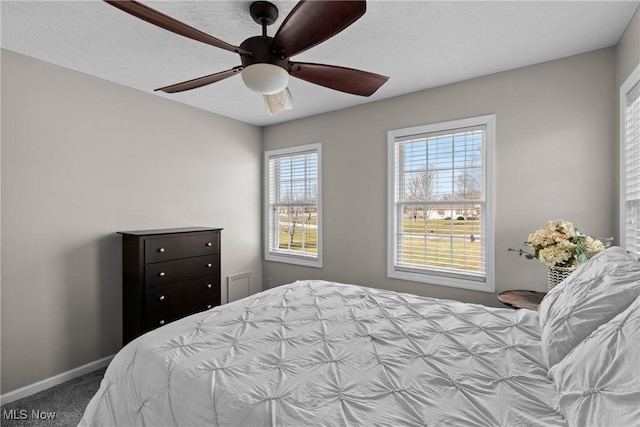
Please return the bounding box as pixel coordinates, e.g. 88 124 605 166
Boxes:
387 115 495 292
621 64 640 257
265 144 322 267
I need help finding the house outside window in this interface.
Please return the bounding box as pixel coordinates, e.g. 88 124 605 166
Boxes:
621 64 640 257
264 143 322 267
387 115 495 292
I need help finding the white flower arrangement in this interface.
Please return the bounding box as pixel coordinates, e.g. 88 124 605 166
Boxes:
509 219 611 268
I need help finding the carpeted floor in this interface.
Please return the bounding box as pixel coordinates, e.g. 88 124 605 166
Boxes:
1 368 105 427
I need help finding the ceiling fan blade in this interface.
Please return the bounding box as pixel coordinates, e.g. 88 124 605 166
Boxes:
271 0 366 59
289 62 388 97
155 67 242 93
104 1 252 56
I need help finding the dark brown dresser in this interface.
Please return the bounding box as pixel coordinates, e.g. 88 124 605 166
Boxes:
118 227 222 345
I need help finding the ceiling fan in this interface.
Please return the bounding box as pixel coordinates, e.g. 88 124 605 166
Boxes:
104 0 389 114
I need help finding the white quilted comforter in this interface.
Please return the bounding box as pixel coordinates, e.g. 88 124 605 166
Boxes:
80 280 566 426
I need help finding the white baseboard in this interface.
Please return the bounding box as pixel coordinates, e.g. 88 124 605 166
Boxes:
0 354 114 406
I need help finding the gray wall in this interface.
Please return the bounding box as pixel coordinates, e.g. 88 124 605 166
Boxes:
262 48 617 307
1 50 263 393
617 5 640 88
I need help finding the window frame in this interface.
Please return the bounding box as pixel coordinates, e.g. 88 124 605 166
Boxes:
387 115 496 292
620 63 640 257
264 143 323 268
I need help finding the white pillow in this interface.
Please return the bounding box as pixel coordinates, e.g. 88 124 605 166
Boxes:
538 247 640 369
548 294 640 427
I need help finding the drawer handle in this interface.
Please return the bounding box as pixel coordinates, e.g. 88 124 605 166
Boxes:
205 242 212 247
159 295 165 301
158 248 165 253
159 272 166 277
159 320 165 326
207 283 212 289
207 305 212 309
206 263 212 268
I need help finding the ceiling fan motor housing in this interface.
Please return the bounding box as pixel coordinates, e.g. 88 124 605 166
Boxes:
239 36 288 70
242 2 287 72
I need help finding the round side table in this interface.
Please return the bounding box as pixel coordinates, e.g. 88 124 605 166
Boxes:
498 290 546 310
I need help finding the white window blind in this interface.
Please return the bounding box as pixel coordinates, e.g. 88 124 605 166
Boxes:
388 115 495 292
622 67 640 257
265 144 322 267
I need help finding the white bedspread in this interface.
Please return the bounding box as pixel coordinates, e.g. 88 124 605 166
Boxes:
80 280 566 426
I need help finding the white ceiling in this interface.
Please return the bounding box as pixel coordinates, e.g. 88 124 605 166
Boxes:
2 0 638 127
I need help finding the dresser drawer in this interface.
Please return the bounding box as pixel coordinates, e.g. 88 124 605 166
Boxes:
145 232 219 263
145 255 219 288
146 276 219 311
145 297 217 330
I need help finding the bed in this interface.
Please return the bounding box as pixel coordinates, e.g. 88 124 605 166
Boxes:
80 247 640 427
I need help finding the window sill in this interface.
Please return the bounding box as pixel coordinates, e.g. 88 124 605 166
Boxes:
388 268 495 293
265 253 322 268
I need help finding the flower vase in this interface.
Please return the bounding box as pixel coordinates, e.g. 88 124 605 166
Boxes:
547 266 576 291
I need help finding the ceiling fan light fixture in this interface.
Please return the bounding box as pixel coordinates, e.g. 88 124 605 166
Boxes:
264 88 293 115
241 63 290 95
